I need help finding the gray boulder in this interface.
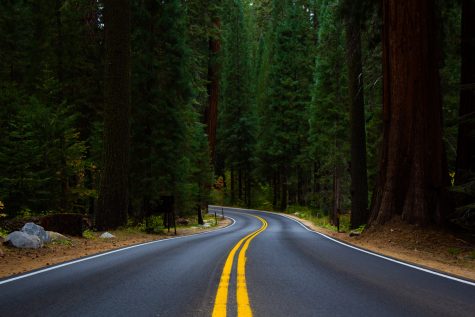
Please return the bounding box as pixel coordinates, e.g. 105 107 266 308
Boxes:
5 231 42 249
22 222 50 243
100 232 115 239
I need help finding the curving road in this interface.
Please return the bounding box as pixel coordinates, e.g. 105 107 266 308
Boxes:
0 207 474 316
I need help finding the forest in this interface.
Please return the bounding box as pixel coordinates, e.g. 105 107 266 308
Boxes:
0 0 473 235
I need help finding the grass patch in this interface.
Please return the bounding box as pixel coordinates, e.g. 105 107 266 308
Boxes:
352 224 366 234
469 251 475 260
0 228 8 239
123 225 149 235
284 205 351 233
51 239 73 247
448 247 462 256
137 213 219 234
82 229 95 239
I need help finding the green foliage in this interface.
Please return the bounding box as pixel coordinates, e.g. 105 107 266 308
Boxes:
144 215 164 234
439 1 462 170
0 96 89 216
448 247 462 256
0 228 8 239
285 204 351 233
203 213 219 227
51 238 73 247
353 224 366 234
82 229 95 239
469 251 475 260
0 0 468 231
307 1 350 213
218 0 256 206
130 0 212 219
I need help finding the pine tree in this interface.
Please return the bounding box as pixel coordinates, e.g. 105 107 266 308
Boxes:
455 0 475 186
219 0 255 207
256 0 314 211
308 0 349 222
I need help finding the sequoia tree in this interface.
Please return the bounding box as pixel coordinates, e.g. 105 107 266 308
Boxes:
343 1 369 229
369 0 451 226
96 0 131 229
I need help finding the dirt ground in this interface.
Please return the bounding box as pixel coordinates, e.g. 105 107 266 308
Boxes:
285 214 475 281
0 218 231 279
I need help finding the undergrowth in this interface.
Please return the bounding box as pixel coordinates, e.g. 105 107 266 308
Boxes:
82 229 95 239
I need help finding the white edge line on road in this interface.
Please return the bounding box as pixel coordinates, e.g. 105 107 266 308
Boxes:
211 206 475 287
0 215 236 286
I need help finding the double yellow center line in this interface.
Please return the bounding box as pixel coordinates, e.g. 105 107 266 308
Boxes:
212 215 268 317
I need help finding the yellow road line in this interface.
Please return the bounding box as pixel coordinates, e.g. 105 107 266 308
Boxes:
236 216 267 317
212 215 268 317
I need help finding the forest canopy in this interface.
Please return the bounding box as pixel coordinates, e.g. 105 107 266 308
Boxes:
0 0 473 233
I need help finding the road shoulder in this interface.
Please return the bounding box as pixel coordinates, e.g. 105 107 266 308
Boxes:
280 212 475 282
0 217 231 279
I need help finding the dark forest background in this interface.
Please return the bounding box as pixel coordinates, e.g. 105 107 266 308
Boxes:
0 0 473 233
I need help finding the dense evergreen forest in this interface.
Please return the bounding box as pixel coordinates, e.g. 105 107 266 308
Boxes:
0 0 473 233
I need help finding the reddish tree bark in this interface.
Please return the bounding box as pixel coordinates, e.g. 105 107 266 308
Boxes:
369 0 451 226
205 18 221 164
455 0 475 186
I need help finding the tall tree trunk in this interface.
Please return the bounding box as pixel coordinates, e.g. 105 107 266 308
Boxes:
345 14 369 229
280 167 288 211
246 169 252 208
96 0 131 230
313 161 320 198
230 168 235 204
238 167 243 201
369 0 451 226
197 204 204 225
332 164 341 227
273 172 278 209
297 167 303 205
455 0 475 186
55 0 64 87
142 125 153 221
205 18 221 165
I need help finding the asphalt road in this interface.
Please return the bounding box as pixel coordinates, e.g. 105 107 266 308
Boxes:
1 207 474 317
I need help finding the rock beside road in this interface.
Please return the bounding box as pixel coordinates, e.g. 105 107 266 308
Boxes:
100 232 115 239
4 231 42 249
47 231 70 242
22 222 51 244
3 223 57 249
